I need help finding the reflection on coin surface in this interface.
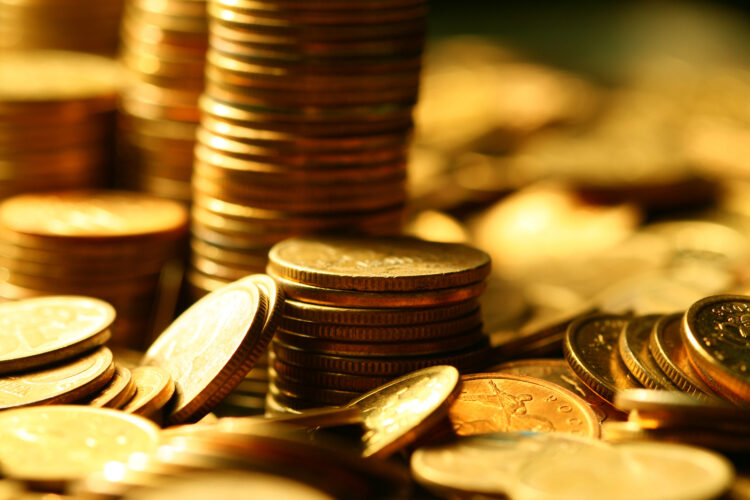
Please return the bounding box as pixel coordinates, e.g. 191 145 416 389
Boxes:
684 294 750 402
0 347 113 409
619 314 678 390
0 296 114 374
122 366 175 417
268 236 490 291
87 365 135 408
448 373 600 437
346 365 460 459
0 405 160 482
143 277 269 424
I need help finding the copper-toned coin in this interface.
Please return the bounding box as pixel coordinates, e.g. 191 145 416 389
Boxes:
270 273 486 308
268 236 490 292
272 357 390 392
85 365 136 408
0 406 160 483
143 276 272 424
448 373 600 438
270 375 359 407
619 315 679 390
0 347 114 409
683 295 750 403
121 365 176 417
615 389 747 422
564 313 642 403
489 359 619 422
650 313 717 397
0 296 114 374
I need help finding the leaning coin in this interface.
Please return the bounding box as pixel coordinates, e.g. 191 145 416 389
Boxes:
448 373 600 437
0 347 114 409
143 276 271 424
619 314 679 390
0 406 160 484
684 294 750 403
564 313 642 403
0 296 114 374
84 365 135 408
122 366 175 418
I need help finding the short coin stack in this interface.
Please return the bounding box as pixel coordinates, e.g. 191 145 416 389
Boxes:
0 0 124 54
0 51 119 197
266 236 492 410
0 191 188 348
118 0 208 202
188 0 426 293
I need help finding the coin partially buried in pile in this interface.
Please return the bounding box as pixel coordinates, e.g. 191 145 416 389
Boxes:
265 236 492 410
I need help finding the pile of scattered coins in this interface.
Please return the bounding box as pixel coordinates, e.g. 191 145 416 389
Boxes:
0 51 118 198
118 0 208 202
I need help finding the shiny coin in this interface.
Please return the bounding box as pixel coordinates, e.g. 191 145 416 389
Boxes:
448 373 600 438
0 405 159 483
0 295 113 374
619 315 679 390
85 365 136 408
122 365 175 418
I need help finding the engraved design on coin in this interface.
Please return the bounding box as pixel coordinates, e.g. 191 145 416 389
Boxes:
709 302 750 351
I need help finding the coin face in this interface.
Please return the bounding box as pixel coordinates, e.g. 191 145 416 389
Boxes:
0 347 114 409
564 313 642 402
684 294 750 402
0 405 160 482
143 277 270 424
0 296 114 374
448 373 600 437
267 236 490 292
0 191 188 239
618 315 678 390
346 365 459 459
122 365 175 417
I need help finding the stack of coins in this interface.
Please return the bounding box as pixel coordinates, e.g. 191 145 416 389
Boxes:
0 51 119 197
188 0 426 293
0 191 188 348
0 0 124 54
265 236 492 411
118 0 208 202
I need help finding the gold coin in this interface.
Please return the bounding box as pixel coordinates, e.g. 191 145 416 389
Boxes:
614 389 748 422
270 376 359 407
0 405 159 482
684 294 750 403
143 276 272 424
0 295 114 374
602 420 750 452
0 347 114 409
268 236 490 292
563 313 642 403
650 313 718 397
122 365 175 417
448 373 600 438
85 365 136 408
618 314 680 390
272 356 390 392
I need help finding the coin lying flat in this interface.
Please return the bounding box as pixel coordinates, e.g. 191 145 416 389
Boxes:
0 295 114 374
0 347 114 409
122 366 175 418
619 314 679 390
267 236 490 292
448 373 600 437
683 294 750 403
564 313 642 402
0 405 160 483
143 276 272 424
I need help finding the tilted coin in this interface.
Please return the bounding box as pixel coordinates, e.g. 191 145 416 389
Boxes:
0 406 160 483
0 347 114 409
684 294 750 403
650 313 717 398
564 313 642 403
619 314 679 390
346 365 460 459
601 420 750 453
85 365 136 408
143 276 272 424
615 389 749 423
0 296 114 374
267 236 490 292
121 365 175 418
448 373 600 437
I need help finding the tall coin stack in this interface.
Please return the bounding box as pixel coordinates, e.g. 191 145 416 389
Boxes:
0 191 188 349
0 0 124 54
265 236 492 411
118 0 208 202
0 51 119 197
187 0 426 296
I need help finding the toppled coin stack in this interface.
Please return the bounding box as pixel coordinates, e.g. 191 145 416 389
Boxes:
265 236 493 410
0 0 124 54
118 0 208 202
0 191 188 348
0 51 119 196
187 0 425 293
